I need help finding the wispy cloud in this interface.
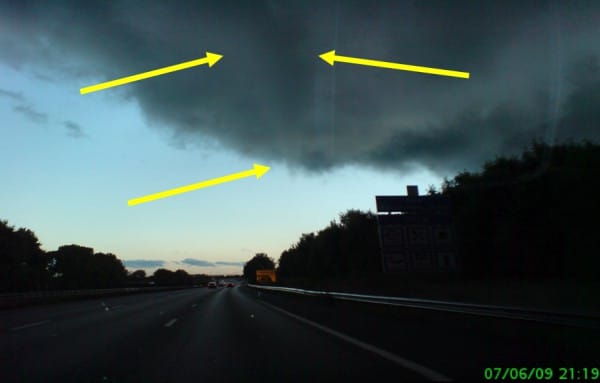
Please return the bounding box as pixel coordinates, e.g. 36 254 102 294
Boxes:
13 104 47 124
215 261 246 266
33 71 53 82
1 88 50 126
180 258 246 267
64 120 88 139
122 260 165 269
0 88 24 102
181 258 215 267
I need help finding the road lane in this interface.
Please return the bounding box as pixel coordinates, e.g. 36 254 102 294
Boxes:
249 286 600 381
259 299 450 381
6 285 596 382
153 286 431 382
1 288 214 382
9 321 50 332
1 286 433 382
0 289 197 332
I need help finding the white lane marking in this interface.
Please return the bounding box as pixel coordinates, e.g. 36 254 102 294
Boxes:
261 301 452 382
10 320 50 331
164 318 178 328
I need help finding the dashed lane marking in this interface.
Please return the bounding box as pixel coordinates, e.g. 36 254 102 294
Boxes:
10 320 50 331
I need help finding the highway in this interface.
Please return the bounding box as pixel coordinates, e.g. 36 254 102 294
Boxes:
1 286 599 382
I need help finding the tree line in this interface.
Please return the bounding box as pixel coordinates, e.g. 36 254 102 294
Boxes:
242 210 381 283
4 140 598 291
439 140 600 280
243 140 600 282
0 223 213 292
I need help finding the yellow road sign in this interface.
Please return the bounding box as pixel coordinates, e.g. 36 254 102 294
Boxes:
256 269 276 283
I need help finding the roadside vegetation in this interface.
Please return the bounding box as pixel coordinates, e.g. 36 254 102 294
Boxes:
243 140 600 310
3 140 599 307
0 225 216 292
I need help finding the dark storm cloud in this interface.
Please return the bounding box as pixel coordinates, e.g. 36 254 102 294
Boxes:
13 104 48 124
64 120 87 138
181 258 215 267
1 0 598 175
122 260 165 269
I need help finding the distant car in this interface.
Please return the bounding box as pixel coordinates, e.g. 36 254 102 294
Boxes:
226 282 234 288
207 281 217 289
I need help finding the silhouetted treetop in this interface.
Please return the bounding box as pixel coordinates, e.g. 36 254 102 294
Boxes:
0 220 48 292
243 253 275 283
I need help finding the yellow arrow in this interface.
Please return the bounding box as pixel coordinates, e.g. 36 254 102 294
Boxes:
127 164 270 206
80 51 223 95
319 50 469 79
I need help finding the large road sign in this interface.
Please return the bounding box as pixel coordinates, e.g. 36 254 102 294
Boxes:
376 193 458 272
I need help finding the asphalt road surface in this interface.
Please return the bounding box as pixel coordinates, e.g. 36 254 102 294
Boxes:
1 286 599 382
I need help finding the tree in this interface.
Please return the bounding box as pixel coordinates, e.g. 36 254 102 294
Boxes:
243 253 275 283
426 184 439 195
47 245 127 289
338 210 381 274
174 269 192 285
47 245 95 289
439 140 600 280
277 210 381 281
309 223 342 278
130 269 146 279
153 268 175 286
277 233 314 278
0 220 49 292
91 253 127 288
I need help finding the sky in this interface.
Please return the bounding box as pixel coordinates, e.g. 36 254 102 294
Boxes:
1 0 598 275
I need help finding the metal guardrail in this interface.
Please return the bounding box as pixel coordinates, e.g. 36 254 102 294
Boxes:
248 284 600 329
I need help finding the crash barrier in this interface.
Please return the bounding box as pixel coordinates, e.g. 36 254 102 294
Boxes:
248 284 600 329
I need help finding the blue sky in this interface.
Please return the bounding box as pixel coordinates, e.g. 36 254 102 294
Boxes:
0 63 440 275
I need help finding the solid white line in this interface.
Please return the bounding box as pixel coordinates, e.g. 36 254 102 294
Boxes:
261 301 452 382
164 318 178 327
10 320 50 331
